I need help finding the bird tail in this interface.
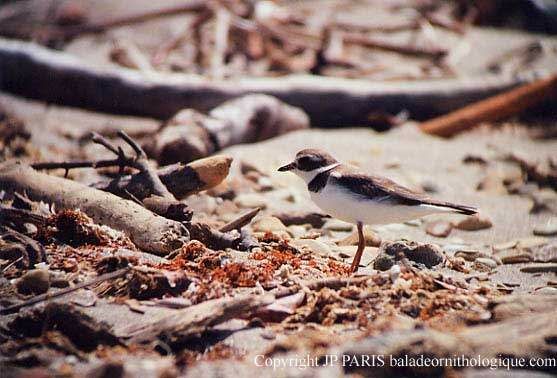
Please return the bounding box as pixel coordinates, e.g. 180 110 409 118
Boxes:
449 204 478 215
423 201 478 215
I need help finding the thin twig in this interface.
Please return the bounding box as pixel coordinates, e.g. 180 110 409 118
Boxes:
2 256 23 273
219 207 261 232
343 32 447 58
57 1 208 39
0 267 131 315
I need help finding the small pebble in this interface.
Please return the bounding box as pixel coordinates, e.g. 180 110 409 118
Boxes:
323 219 353 231
454 249 481 262
234 193 268 209
287 225 308 238
252 216 288 233
474 257 497 270
373 255 395 271
533 219 557 236
336 226 381 247
454 214 493 231
389 265 401 282
290 239 332 257
16 269 50 295
425 221 453 238
520 263 557 273
497 249 532 264
260 329 277 340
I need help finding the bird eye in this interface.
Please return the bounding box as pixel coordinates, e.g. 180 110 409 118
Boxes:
297 156 311 165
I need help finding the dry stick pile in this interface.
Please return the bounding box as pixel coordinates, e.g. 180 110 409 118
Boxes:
38 0 474 79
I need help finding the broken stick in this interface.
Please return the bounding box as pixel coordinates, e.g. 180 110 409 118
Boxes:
0 162 188 255
0 267 131 315
420 74 557 137
117 293 273 344
93 155 232 200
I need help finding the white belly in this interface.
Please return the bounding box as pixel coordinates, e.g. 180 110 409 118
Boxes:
310 184 449 225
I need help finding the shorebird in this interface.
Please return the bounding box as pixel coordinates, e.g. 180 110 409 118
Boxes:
278 149 477 273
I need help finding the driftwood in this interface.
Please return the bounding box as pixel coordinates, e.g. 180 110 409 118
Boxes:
420 74 557 137
0 162 189 255
117 293 273 344
141 195 192 222
0 37 547 126
145 95 309 165
93 155 232 200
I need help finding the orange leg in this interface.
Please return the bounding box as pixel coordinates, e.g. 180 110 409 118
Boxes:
350 222 365 273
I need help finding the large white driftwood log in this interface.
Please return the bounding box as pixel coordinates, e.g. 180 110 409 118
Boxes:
0 162 189 255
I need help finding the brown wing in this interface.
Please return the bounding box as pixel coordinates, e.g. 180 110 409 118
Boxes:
333 169 477 215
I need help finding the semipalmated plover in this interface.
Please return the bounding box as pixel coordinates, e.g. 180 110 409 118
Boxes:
278 149 477 273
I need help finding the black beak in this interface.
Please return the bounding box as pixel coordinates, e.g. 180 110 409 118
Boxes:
278 162 296 172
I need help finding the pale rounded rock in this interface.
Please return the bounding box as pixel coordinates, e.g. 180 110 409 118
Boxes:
287 225 308 238
16 269 50 295
533 219 557 236
290 239 332 257
234 193 268 209
336 226 381 247
252 216 288 233
323 219 353 231
425 220 453 238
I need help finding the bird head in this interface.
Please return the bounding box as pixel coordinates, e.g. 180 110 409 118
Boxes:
278 149 339 183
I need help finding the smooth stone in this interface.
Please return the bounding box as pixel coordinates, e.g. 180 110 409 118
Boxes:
287 225 308 238
496 249 533 264
373 254 395 271
454 214 493 231
520 263 557 273
533 219 557 236
425 221 453 238
454 249 481 261
234 193 268 209
252 216 288 233
323 219 353 231
336 226 381 247
474 257 498 270
16 269 50 295
290 239 332 257
332 246 379 267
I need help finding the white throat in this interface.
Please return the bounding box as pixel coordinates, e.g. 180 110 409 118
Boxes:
295 163 340 184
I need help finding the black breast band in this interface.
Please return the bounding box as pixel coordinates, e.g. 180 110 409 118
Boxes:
308 171 331 192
